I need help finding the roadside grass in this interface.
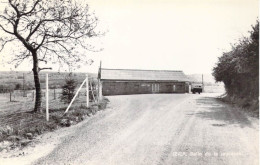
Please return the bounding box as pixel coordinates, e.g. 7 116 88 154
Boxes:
219 94 259 118
0 97 109 152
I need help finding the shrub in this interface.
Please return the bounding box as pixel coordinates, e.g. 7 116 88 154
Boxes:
15 83 22 90
213 20 259 111
60 74 77 104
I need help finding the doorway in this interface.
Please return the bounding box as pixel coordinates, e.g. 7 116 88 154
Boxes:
152 84 160 93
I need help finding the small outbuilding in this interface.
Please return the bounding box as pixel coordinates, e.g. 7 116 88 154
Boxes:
98 68 190 96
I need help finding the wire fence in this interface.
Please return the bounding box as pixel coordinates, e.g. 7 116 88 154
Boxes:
0 72 99 120
0 87 98 102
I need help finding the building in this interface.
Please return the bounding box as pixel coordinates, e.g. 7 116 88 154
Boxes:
98 68 190 96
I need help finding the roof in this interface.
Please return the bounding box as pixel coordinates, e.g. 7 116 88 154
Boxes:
100 68 189 82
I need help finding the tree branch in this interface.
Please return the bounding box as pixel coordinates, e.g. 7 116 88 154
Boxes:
21 0 41 16
0 37 16 52
0 15 15 25
8 0 20 17
38 67 52 71
0 24 14 34
35 33 46 50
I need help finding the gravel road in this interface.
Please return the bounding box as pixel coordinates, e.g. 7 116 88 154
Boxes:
31 93 258 165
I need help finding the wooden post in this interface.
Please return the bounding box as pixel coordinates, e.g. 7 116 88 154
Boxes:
97 79 99 102
99 81 102 100
96 84 99 102
54 88 56 100
46 73 49 121
98 61 102 102
202 74 204 92
86 74 89 108
23 73 25 97
9 91 12 102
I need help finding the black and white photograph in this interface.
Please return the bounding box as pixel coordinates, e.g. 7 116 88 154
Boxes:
0 0 259 164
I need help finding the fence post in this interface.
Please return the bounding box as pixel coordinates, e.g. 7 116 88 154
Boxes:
9 91 12 102
54 88 56 100
46 73 49 121
23 73 25 97
86 74 89 108
99 80 102 100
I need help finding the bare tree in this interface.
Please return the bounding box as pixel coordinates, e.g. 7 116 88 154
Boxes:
0 0 102 112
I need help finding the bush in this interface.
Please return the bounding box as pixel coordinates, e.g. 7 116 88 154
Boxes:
15 83 22 90
213 20 259 111
60 74 77 104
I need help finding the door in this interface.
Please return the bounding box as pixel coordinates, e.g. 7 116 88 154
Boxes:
152 84 160 93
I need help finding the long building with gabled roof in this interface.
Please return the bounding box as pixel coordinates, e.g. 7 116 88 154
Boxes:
98 68 190 96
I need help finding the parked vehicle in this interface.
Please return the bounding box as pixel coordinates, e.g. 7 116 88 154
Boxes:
191 83 203 94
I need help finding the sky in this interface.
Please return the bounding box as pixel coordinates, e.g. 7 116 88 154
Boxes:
0 0 259 74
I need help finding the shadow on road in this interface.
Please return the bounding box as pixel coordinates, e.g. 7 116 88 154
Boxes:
188 96 253 128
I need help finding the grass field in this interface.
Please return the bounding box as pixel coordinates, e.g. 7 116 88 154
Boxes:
203 84 225 93
0 71 97 90
0 84 105 150
0 88 95 114
0 71 99 146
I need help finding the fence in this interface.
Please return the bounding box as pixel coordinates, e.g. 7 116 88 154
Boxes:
0 87 98 102
0 72 100 113
0 73 98 100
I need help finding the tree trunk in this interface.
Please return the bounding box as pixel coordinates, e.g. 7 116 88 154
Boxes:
32 51 42 113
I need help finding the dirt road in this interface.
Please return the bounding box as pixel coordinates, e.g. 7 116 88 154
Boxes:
28 93 259 164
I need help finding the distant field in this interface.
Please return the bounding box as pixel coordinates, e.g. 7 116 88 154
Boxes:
204 84 225 93
0 71 98 90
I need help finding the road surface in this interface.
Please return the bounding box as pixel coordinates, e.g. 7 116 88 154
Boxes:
32 93 258 165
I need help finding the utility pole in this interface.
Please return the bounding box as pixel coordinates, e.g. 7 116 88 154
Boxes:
98 61 102 101
202 74 204 92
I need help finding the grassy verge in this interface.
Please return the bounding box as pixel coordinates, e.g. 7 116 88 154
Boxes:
0 97 109 152
219 95 259 117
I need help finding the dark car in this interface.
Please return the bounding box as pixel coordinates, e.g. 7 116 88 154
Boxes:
191 84 203 94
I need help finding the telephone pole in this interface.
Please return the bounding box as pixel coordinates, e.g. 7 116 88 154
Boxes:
202 74 204 92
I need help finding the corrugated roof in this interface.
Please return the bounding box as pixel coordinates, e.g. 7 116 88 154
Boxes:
100 68 189 81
